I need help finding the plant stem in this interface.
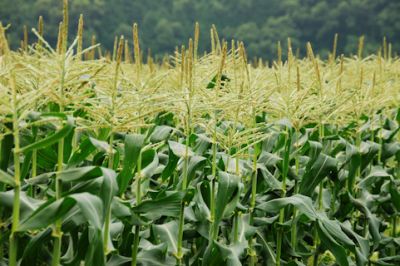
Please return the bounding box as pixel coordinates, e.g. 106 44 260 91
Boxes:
103 133 114 255
276 129 291 266
52 138 64 266
9 155 20 266
233 212 239 243
132 151 142 266
182 132 190 189
291 131 300 253
52 17 68 262
9 73 21 266
248 139 259 266
210 116 218 240
29 149 37 197
176 202 185 265
131 225 140 266
313 124 325 265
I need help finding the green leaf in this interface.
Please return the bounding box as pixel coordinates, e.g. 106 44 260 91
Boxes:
0 169 15 187
0 191 43 219
68 137 97 167
390 180 400 212
89 136 111 152
0 123 13 172
141 149 159 178
259 165 282 191
344 142 361 192
317 219 349 266
161 148 179 181
382 142 400 161
203 240 245 266
18 192 103 231
213 172 240 234
299 153 337 196
20 116 75 153
21 228 52 265
258 151 282 167
257 194 317 220
137 241 173 266
349 194 381 244
168 141 194 157
153 220 179 254
84 227 106 266
133 191 185 219
107 255 131 266
206 74 230 89
117 134 145 195
59 166 102 182
70 193 103 229
180 155 207 187
360 141 380 170
150 125 174 143
358 167 391 189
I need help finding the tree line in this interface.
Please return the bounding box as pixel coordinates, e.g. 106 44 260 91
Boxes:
0 0 399 60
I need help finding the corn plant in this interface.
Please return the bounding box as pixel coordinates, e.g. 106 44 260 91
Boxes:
0 3 399 266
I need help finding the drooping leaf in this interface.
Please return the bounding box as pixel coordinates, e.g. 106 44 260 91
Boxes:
152 220 179 254
256 194 317 221
117 134 145 195
168 141 194 157
133 191 185 219
18 192 103 231
299 153 337 196
20 116 75 153
0 169 15 187
213 172 240 234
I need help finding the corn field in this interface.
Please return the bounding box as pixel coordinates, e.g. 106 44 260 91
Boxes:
0 3 400 266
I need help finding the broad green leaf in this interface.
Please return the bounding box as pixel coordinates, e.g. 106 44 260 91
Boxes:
203 239 246 266
89 136 110 152
213 172 240 235
182 155 207 187
317 219 349 266
150 125 173 143
349 194 381 244
20 228 52 265
382 142 400 161
360 141 380 170
161 148 179 181
258 151 282 167
107 255 131 266
18 192 103 231
20 116 75 153
299 153 337 196
358 167 391 189
256 194 317 221
259 165 282 191
141 149 159 178
344 142 361 192
137 240 174 266
84 227 105 266
153 220 179 254
0 169 15 187
117 134 145 195
0 191 43 219
59 166 102 182
168 140 194 157
0 124 13 171
133 191 185 219
68 137 96 167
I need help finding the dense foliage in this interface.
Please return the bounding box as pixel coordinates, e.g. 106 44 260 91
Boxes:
0 0 400 59
0 4 400 266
